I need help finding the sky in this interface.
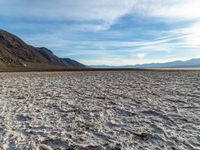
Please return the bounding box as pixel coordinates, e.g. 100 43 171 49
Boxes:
0 0 200 66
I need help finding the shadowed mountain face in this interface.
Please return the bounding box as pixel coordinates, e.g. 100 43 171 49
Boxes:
62 58 86 68
0 29 85 70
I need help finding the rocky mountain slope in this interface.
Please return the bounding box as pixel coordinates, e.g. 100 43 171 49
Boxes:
0 29 85 70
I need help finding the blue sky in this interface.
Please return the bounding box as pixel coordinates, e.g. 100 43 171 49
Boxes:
0 0 200 65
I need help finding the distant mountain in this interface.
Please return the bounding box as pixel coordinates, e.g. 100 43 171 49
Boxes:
0 29 85 70
91 58 200 69
133 59 200 68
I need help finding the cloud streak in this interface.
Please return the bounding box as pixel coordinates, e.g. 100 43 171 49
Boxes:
0 0 200 65
0 0 136 30
1 0 199 24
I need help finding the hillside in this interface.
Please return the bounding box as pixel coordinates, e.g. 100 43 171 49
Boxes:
0 29 85 70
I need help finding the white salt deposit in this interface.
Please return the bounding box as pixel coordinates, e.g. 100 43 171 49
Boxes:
0 71 199 150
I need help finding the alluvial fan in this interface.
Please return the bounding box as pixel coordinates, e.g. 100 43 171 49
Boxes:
0 71 199 150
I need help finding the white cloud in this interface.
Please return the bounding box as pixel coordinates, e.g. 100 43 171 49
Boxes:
181 22 200 47
136 53 146 59
1 0 200 65
1 0 200 31
3 0 199 21
151 0 200 20
0 0 136 27
133 0 200 21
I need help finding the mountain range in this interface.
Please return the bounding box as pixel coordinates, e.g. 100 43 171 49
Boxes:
1 29 200 71
0 29 85 71
91 58 200 69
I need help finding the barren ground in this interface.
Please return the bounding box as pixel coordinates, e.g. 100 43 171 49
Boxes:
0 71 199 150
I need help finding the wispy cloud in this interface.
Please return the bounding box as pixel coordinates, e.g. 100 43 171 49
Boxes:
0 0 136 31
143 0 200 21
0 0 200 65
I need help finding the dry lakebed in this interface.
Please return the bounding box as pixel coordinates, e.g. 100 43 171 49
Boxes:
0 71 199 150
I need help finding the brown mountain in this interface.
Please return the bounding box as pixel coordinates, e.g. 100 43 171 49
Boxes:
0 29 85 70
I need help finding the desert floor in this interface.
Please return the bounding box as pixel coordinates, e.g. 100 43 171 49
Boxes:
0 71 199 150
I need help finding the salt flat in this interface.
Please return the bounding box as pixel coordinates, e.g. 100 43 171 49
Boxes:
0 71 199 150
